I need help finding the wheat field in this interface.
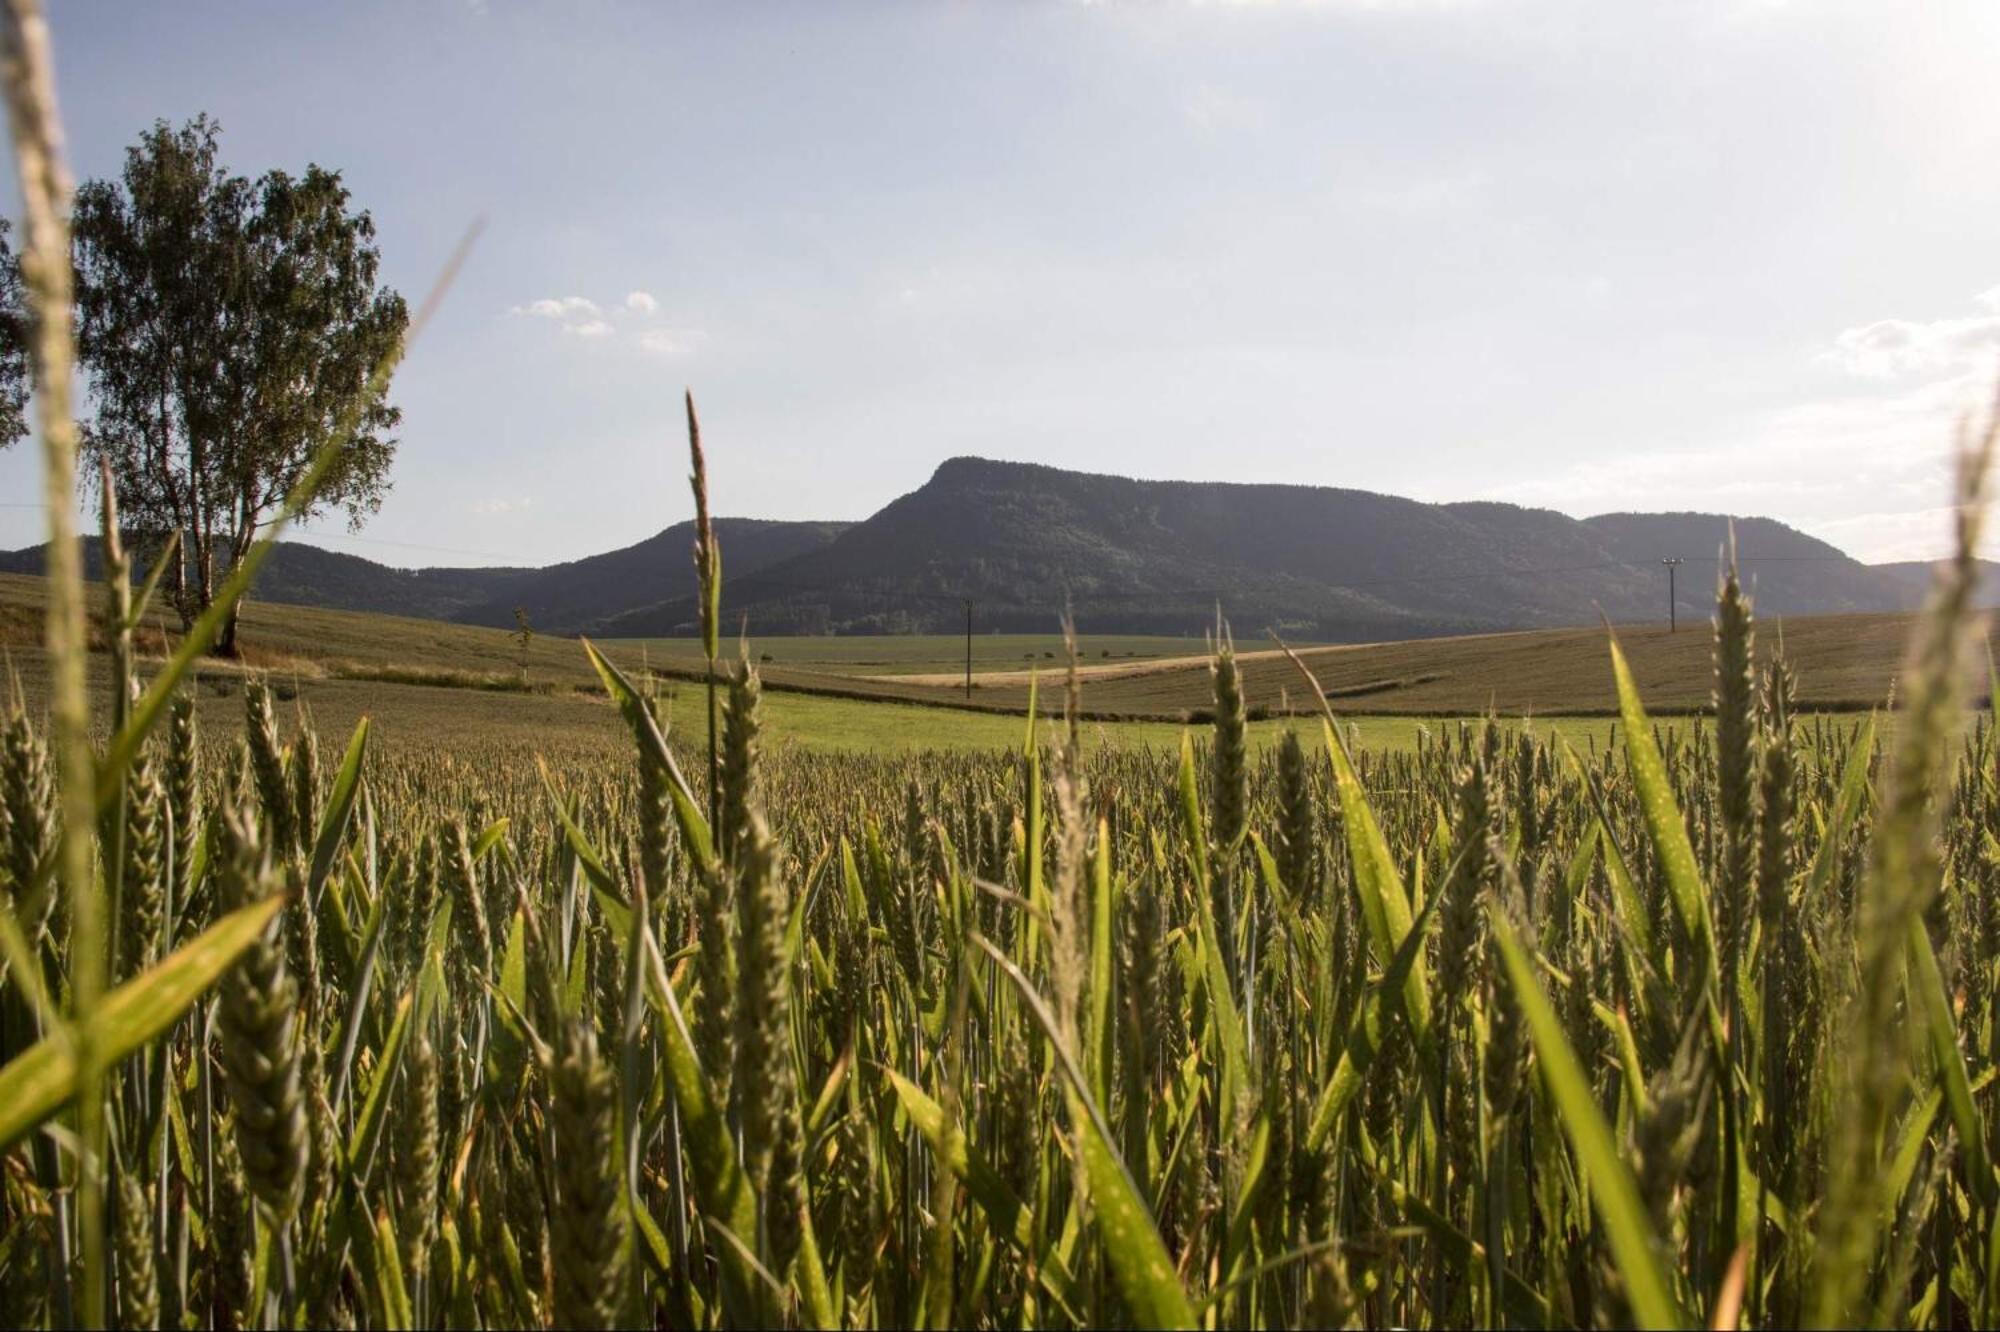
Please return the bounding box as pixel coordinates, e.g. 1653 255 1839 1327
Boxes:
4 3 2000 1326
3 470 1996 1327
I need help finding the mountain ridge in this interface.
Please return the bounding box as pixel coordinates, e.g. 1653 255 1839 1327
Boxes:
0 455 1945 641
596 455 1926 638
0 517 850 634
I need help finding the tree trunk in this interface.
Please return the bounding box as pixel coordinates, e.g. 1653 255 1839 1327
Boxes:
171 525 191 630
215 596 241 658
211 495 258 659
194 520 215 633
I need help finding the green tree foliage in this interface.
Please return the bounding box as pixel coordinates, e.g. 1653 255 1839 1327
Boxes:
0 219 28 448
513 605 534 681
72 115 407 654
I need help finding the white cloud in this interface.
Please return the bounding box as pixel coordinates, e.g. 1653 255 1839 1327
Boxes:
511 295 621 340
1811 506 1963 566
511 289 701 356
472 496 534 516
1823 311 2000 379
513 296 602 322
1486 286 2000 562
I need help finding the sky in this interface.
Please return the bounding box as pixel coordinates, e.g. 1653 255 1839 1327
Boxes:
2 0 1997 568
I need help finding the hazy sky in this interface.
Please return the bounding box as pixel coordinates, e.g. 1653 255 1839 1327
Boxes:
2 0 1997 567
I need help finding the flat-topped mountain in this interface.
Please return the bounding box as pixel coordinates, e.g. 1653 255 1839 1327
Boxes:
2 457 1935 640
597 457 1924 639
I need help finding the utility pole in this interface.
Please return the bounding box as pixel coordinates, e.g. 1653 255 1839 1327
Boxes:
964 599 974 700
1661 558 1684 632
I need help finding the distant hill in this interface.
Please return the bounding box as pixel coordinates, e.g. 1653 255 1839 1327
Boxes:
0 518 848 634
597 457 1922 639
3 457 1947 640
448 518 849 632
1873 558 2000 609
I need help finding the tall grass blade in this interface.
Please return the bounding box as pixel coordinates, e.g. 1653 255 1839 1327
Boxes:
974 932 1197 1329
0 894 281 1149
1490 907 1686 1329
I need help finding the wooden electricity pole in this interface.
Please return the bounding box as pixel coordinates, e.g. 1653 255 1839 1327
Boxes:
1661 558 1684 632
964 599 973 700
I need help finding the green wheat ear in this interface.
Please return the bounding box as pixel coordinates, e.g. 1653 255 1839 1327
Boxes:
119 733 166 976
1274 727 1316 902
213 796 308 1226
113 1165 159 1331
732 807 799 1245
1 708 55 946
1711 544 1757 987
719 652 762 867
4 29 2000 1317
1208 618 1248 1000
547 1015 628 1329
166 690 201 939
244 676 296 858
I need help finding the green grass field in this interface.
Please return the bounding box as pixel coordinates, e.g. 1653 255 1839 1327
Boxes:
610 630 1223 676
0 571 1915 752
623 617 1938 726
0 640 1647 757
